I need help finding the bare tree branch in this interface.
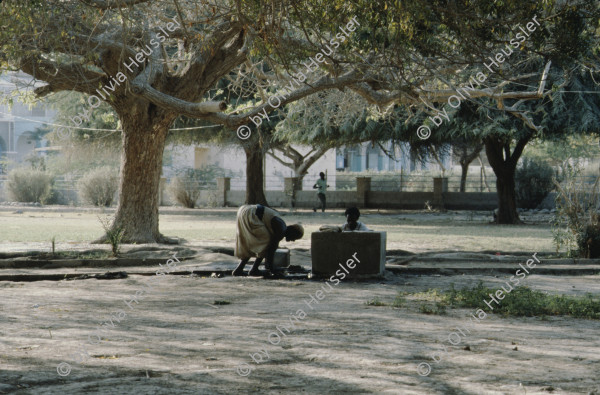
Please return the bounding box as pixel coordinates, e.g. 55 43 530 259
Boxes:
350 62 554 109
20 55 105 97
268 148 295 168
132 68 362 126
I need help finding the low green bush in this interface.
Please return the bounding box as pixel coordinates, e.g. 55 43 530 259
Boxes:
7 168 54 203
576 222 600 258
515 158 555 209
552 164 600 257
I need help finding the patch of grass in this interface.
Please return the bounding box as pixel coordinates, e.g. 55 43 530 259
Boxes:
213 300 231 305
412 288 445 301
419 302 447 315
364 293 405 308
409 288 449 314
38 250 111 259
366 297 386 306
442 283 600 320
75 251 112 259
391 294 405 308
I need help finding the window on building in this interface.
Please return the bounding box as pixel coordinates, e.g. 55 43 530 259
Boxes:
348 146 362 172
366 146 379 171
335 148 346 170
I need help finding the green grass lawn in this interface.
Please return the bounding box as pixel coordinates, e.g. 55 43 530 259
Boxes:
0 210 555 253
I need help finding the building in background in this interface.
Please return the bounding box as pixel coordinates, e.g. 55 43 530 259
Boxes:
336 141 452 173
164 143 338 190
0 71 461 201
0 72 56 174
164 140 452 192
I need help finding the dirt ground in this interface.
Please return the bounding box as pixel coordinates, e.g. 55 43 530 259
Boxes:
1 257 599 394
0 210 599 394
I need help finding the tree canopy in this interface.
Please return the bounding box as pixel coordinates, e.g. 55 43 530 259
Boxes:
1 0 599 240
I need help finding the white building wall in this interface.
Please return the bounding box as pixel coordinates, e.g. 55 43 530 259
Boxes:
0 73 57 169
164 144 337 191
264 146 337 191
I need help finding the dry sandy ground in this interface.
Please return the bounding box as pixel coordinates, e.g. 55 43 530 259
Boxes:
1 253 599 395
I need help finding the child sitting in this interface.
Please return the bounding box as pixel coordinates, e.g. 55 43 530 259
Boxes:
342 207 371 231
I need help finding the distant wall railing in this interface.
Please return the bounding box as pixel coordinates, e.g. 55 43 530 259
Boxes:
6 173 599 210
208 176 498 210
227 172 498 193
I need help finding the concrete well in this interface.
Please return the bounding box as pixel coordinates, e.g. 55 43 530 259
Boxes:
310 231 387 278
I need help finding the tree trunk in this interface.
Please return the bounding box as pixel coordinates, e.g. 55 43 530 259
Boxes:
456 142 483 192
495 168 520 224
484 136 530 224
460 163 469 192
107 109 176 243
244 142 268 205
287 176 302 209
478 155 491 192
296 173 306 188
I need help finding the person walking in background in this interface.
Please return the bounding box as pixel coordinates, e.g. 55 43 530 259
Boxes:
313 172 329 212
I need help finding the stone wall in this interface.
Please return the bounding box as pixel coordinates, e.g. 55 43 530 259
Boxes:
0 176 500 210
202 177 499 210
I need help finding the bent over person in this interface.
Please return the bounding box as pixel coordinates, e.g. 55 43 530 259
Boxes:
232 204 304 276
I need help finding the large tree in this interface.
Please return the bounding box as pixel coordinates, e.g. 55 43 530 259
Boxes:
0 0 370 242
285 3 600 224
408 63 600 224
2 0 598 242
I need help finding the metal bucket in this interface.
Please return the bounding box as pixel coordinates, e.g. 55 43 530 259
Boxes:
273 248 290 269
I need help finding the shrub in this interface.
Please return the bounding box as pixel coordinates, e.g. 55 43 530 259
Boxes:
7 168 54 203
552 164 600 257
168 177 199 208
168 166 229 208
577 222 600 258
78 166 119 207
515 158 555 209
98 215 125 256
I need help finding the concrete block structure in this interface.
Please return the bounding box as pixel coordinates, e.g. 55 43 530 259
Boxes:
310 231 387 278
